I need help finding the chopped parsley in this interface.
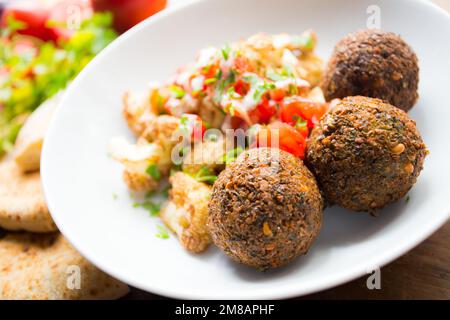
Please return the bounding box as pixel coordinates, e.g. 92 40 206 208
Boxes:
161 185 171 198
405 195 410 203
133 201 161 217
146 164 161 181
221 44 231 60
292 32 315 51
214 70 236 103
223 147 244 165
205 132 219 142
253 81 276 103
288 83 298 95
266 69 285 82
145 190 155 198
178 114 191 137
294 116 307 128
156 225 170 239
192 166 218 184
204 77 218 85
169 85 186 99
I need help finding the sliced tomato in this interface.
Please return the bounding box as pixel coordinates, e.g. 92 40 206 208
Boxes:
280 97 328 128
1 0 93 42
1 4 54 41
92 0 167 33
248 97 277 124
255 122 306 158
48 0 93 41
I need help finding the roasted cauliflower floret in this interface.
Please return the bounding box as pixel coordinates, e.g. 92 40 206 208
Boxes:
160 172 211 253
109 137 169 192
197 98 226 129
182 137 228 175
141 115 181 145
123 83 163 136
110 115 183 192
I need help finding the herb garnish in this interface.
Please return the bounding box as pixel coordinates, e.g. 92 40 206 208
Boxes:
146 164 161 181
156 225 170 239
294 116 307 128
223 147 244 165
169 85 186 99
221 44 231 60
192 166 218 184
133 201 161 217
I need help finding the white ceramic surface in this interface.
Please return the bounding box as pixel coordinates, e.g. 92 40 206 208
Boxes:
41 0 450 299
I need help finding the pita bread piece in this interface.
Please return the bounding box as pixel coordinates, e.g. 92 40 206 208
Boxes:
0 232 129 300
0 161 57 232
13 90 62 173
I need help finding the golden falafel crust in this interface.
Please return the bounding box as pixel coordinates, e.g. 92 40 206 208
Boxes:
306 96 427 212
208 148 323 270
321 29 419 112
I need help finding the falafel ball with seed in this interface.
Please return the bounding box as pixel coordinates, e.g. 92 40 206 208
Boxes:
321 29 419 112
306 96 427 212
208 147 323 270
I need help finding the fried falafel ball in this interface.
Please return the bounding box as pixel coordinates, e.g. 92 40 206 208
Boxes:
306 96 428 212
208 148 323 270
321 29 419 112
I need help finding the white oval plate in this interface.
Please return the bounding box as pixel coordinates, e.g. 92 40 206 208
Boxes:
42 0 450 299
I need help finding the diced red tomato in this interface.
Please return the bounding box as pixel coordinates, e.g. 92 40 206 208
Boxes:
248 97 277 124
233 79 250 96
269 88 285 101
182 114 206 142
280 97 328 128
92 0 167 33
201 62 219 80
255 122 306 158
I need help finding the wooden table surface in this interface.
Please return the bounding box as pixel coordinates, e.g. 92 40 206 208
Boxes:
124 0 450 300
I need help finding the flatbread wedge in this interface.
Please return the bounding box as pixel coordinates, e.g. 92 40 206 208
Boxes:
0 231 129 300
0 161 57 232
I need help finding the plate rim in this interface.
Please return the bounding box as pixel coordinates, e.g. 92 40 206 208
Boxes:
41 0 450 299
